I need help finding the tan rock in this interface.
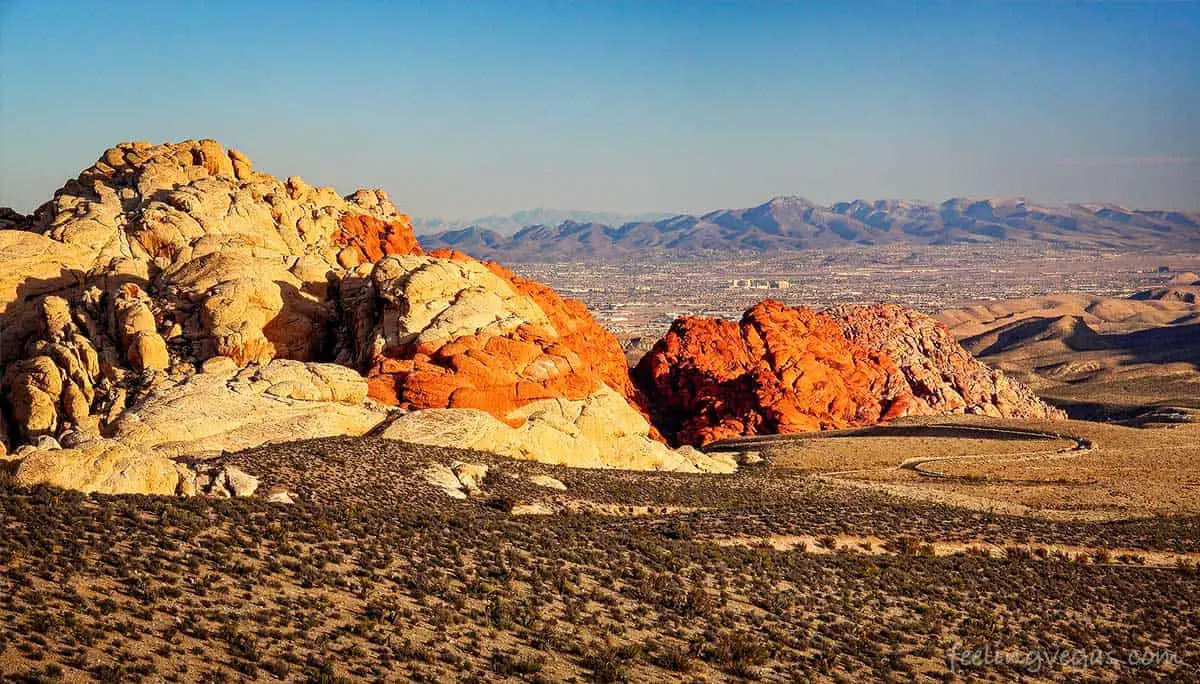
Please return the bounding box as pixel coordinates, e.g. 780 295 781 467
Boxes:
450 461 489 494
3 356 64 441
510 502 555 516
528 474 567 491
14 438 180 495
421 463 469 500
222 465 259 497
368 255 552 350
0 233 90 367
107 360 385 457
265 488 295 504
382 386 737 473
201 355 239 375
174 462 198 496
113 284 169 372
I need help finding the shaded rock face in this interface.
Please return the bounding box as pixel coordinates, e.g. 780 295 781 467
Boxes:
634 300 1061 446
829 304 1065 422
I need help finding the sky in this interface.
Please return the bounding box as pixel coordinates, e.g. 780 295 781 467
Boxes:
1 1 1198 218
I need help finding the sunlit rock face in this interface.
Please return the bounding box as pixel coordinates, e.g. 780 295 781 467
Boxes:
0 139 715 481
634 299 1062 446
0 139 417 467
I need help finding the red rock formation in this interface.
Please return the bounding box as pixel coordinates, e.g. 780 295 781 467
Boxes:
334 213 422 265
635 300 1063 446
368 327 602 425
355 250 652 432
634 300 914 446
482 260 642 406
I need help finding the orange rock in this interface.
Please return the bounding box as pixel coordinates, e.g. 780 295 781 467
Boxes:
633 300 915 446
635 300 1062 446
334 213 422 264
359 250 654 436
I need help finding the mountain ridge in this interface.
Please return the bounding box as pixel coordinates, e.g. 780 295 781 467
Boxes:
411 208 672 236
418 195 1200 259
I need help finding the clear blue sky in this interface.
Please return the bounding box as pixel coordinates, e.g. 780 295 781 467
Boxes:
2 1 1198 217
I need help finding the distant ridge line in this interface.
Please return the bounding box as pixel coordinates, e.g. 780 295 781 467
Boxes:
418 196 1200 260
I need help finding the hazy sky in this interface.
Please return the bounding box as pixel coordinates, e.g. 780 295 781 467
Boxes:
2 1 1198 218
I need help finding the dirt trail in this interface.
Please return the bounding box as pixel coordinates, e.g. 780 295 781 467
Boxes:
707 533 1200 569
709 423 1122 521
897 425 1092 479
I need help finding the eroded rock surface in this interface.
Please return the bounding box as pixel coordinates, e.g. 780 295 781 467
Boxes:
635 300 1061 446
14 438 180 495
0 140 416 461
381 386 736 473
829 304 1064 421
107 360 385 458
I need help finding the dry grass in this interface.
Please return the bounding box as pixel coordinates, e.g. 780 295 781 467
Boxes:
0 435 1197 681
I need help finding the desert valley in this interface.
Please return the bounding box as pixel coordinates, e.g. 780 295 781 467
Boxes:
0 139 1198 682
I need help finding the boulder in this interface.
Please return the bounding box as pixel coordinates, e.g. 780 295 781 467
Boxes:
381 386 736 473
3 356 65 441
634 300 913 446
0 140 420 455
450 460 489 494
112 284 169 372
14 438 180 495
107 360 386 457
421 463 470 500
528 474 568 491
345 250 643 415
222 465 260 497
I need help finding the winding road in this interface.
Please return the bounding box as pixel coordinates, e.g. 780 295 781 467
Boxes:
706 422 1104 520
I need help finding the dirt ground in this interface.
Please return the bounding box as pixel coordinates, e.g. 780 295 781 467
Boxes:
718 414 1200 521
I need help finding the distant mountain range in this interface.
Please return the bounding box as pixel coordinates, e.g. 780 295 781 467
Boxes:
418 196 1200 260
411 208 671 236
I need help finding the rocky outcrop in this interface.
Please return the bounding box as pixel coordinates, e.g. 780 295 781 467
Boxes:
634 300 911 446
335 249 683 469
0 140 417 454
382 386 736 473
829 304 1064 421
107 359 384 458
14 438 181 495
1 139 697 485
12 435 264 497
634 300 1060 446
345 251 642 414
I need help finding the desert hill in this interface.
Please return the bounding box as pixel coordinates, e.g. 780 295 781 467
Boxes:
937 284 1200 415
419 195 1200 259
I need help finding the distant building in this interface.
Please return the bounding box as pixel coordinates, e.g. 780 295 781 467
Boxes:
731 278 790 290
